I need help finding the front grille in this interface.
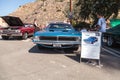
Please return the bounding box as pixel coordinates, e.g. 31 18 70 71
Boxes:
40 36 78 41
59 37 77 41
40 36 57 40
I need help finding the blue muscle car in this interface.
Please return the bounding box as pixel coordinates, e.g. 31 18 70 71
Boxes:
32 22 81 50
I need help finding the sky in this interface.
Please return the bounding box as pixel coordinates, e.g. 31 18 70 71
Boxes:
0 0 35 16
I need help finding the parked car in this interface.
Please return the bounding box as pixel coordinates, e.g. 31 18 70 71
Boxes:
33 22 81 50
104 24 120 47
84 36 98 44
0 16 35 40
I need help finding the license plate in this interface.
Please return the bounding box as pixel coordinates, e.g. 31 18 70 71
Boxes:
53 44 61 47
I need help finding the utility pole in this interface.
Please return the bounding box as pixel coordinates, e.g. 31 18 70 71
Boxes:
70 0 72 12
69 0 72 24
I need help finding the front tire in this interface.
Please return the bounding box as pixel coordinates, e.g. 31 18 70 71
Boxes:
73 45 81 53
107 36 114 47
22 32 28 40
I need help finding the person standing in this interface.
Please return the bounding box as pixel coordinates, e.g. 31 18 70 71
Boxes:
86 12 107 65
96 12 107 46
33 19 38 28
96 12 106 32
33 19 39 32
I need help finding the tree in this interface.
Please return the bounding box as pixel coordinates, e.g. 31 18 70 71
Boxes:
73 0 120 21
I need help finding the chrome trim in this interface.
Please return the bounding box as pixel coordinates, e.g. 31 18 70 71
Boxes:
1 33 22 36
33 40 81 45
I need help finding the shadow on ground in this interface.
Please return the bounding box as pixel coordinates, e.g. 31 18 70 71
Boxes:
29 45 74 54
29 45 120 70
65 54 81 63
101 51 120 70
29 45 80 63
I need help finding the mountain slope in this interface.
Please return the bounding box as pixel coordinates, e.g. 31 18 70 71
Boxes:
9 0 69 26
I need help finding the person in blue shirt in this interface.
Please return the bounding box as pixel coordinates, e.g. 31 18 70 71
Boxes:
96 12 106 32
96 12 107 46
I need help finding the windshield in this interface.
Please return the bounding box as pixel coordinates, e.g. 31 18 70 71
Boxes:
48 23 73 30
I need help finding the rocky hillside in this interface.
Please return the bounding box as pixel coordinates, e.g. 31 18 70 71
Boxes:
9 0 70 26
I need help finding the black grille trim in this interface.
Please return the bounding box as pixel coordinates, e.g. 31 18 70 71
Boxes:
40 36 78 41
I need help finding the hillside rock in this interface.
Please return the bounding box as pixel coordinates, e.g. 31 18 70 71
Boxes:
9 0 69 26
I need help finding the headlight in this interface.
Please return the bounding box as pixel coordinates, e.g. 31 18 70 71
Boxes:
33 36 39 41
15 30 21 33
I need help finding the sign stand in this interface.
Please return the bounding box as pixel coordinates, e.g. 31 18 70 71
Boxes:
80 32 102 66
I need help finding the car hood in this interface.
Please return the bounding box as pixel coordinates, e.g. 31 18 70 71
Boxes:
1 26 22 30
1 16 24 26
34 30 81 37
106 24 120 34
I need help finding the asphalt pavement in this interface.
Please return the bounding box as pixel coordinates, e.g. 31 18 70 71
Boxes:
0 37 120 80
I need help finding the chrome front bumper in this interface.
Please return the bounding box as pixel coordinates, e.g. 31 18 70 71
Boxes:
33 39 81 48
33 40 81 45
1 33 22 36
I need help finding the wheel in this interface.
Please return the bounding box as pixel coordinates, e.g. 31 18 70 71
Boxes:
22 32 28 40
73 45 81 53
107 36 114 47
2 36 9 40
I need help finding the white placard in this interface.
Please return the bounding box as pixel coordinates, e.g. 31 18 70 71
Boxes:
81 32 102 59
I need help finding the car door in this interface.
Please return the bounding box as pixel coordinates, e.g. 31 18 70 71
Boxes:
117 26 120 42
113 25 120 43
